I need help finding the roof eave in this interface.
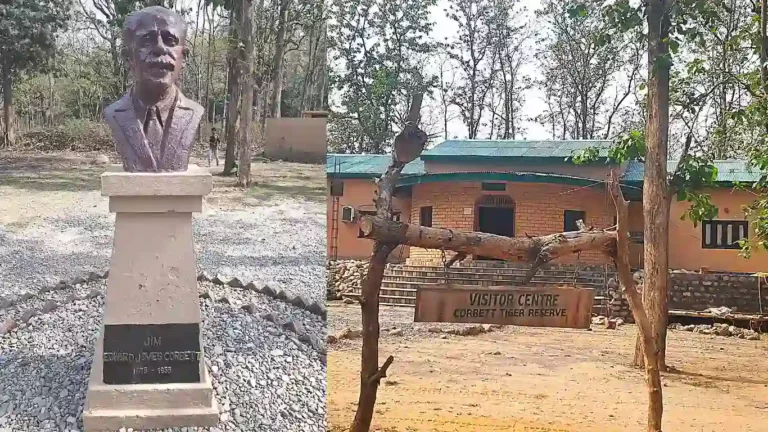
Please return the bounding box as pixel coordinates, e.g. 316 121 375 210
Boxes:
419 154 613 164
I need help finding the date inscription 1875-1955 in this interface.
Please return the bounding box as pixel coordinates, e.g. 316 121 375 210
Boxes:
102 323 202 385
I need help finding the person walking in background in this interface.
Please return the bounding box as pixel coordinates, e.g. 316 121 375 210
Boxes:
208 127 220 167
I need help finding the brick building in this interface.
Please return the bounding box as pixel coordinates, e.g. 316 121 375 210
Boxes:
327 139 768 275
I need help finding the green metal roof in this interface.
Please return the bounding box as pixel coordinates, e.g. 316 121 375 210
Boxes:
326 154 425 179
422 139 613 160
624 159 760 184
328 151 760 187
396 171 642 200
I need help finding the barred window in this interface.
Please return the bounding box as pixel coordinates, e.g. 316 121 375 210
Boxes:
702 220 748 250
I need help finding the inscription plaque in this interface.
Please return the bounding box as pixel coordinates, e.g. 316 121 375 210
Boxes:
102 323 201 385
414 284 595 329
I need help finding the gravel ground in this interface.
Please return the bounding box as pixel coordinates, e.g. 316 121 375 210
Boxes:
0 157 327 432
0 200 325 304
0 280 326 432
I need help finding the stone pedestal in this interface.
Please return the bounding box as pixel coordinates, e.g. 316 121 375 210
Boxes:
82 166 219 431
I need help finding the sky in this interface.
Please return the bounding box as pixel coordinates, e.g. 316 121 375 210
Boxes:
427 0 548 140
328 0 555 142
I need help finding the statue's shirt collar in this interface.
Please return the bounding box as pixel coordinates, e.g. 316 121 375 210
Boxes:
131 87 179 128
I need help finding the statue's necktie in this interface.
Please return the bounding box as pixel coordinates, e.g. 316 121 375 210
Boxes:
144 106 164 160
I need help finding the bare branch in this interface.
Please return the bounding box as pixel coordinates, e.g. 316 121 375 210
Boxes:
368 355 395 385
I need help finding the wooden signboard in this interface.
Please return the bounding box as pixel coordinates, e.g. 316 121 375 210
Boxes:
414 284 595 329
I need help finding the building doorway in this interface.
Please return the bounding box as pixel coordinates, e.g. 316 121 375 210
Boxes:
475 195 515 260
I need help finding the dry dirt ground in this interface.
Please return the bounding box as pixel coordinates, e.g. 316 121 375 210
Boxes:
0 151 325 227
328 302 768 432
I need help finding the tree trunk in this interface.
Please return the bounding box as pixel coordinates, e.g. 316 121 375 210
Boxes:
2 61 15 147
634 0 671 372
349 242 396 432
299 23 315 112
317 35 328 110
762 0 768 91
223 5 242 176
761 0 768 139
237 0 254 187
47 73 55 127
269 0 290 118
194 0 205 102
204 3 215 125
608 174 664 432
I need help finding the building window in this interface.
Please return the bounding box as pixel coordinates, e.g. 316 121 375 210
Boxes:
330 180 344 197
481 182 506 191
702 220 748 249
420 206 433 227
358 211 400 238
564 210 586 231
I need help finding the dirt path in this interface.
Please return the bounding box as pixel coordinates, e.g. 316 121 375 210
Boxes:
328 303 768 432
0 152 325 227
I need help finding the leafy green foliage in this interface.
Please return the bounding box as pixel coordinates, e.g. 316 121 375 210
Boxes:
740 198 768 258
568 146 599 165
678 191 717 227
0 0 71 76
608 130 645 163
537 0 643 140
328 0 437 154
568 130 645 164
571 128 721 227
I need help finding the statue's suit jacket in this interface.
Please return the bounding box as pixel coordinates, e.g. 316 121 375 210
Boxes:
104 88 204 172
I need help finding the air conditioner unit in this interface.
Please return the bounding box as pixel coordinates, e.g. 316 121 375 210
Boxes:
341 206 356 223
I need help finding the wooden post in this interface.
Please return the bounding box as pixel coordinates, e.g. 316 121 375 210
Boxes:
350 94 427 432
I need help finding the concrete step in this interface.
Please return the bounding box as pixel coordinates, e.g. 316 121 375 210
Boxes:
390 263 613 272
383 275 606 287
389 265 609 275
342 291 417 307
344 287 612 310
386 268 609 283
380 279 603 291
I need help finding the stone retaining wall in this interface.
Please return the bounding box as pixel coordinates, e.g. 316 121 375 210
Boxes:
327 260 369 299
669 271 767 313
606 271 768 322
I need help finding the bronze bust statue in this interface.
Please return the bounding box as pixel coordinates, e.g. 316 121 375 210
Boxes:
104 6 203 172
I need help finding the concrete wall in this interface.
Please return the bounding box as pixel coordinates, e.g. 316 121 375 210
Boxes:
326 178 767 275
265 118 326 163
327 178 411 261
669 188 768 273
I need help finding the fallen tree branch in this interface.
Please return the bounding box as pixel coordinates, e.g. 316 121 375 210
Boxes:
359 216 618 263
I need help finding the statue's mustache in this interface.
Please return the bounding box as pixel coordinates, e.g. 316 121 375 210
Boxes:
139 49 177 71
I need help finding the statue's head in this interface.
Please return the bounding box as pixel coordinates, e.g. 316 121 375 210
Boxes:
122 6 188 93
